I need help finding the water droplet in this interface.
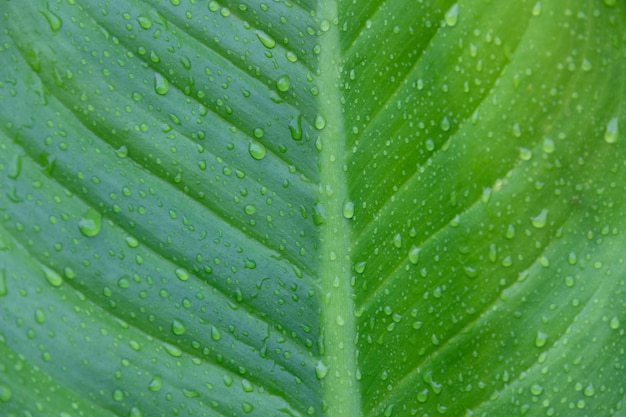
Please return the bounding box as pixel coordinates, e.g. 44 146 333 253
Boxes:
175 268 189 281
581 58 592 72
392 233 402 248
531 209 548 229
444 4 459 27
416 388 429 403
183 389 199 398
154 73 169 95
531 2 542 16
535 330 548 347
125 236 139 248
241 379 254 392
115 145 129 158
41 9 63 33
519 147 532 161
171 319 186 335
610 316 620 329
248 141 266 160
129 406 143 417
242 402 254 413
0 383 12 402
276 74 290 92
137 15 153 29
244 204 256 215
440 116 450 131
255 30 276 48
35 307 46 324
42 265 63 287
0 269 7 296
163 343 182 357
603 0 616 6
289 113 303 140
355 262 366 274
530 383 544 395
78 208 102 237
148 376 162 392
315 360 329 379
604 117 619 143
408 245 421 265
542 138 555 153
342 201 355 219
314 114 326 130
286 51 298 62
211 325 222 341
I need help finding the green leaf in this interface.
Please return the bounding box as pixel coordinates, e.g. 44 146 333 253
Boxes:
1 1 625 416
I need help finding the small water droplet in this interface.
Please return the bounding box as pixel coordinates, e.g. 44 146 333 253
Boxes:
171 319 186 335
255 30 276 49
604 117 619 143
289 113 303 140
531 209 548 229
163 343 182 357
125 236 139 248
314 114 326 130
444 4 459 27
137 15 153 29
531 2 542 16
241 379 254 392
248 141 266 160
211 325 222 341
129 406 143 417
35 307 46 324
276 74 290 92
355 262 366 274
542 138 555 153
0 383 12 402
530 383 544 395
392 233 402 248
342 200 355 219
42 265 63 287
408 245 420 265
610 316 620 329
242 402 254 413
175 268 189 281
535 330 548 347
244 204 256 215
78 208 102 237
154 73 169 95
315 360 329 379
148 375 162 392
40 8 63 33
0 269 7 296
440 116 450 131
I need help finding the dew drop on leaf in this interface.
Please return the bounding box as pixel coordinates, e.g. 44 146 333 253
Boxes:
41 8 63 33
42 264 63 287
0 383 12 402
129 406 143 417
148 375 162 392
255 30 276 49
535 330 548 347
315 360 329 379
137 16 153 30
532 2 542 16
610 316 620 329
342 200 355 219
408 245 420 265
171 319 186 335
0 269 7 296
154 73 169 95
289 113 303 140
531 209 548 229
78 208 102 237
248 141 266 160
175 268 189 281
276 74 290 92
604 117 618 143
444 3 459 27
314 114 326 130
211 325 222 341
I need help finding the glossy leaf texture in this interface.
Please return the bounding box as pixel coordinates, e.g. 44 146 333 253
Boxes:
0 1 625 416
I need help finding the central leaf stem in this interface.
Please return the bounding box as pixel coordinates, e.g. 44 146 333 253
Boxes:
316 3 360 416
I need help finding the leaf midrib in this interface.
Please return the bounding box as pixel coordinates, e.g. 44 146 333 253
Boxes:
316 1 360 415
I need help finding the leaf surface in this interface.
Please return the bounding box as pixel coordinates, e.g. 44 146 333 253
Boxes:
1 1 625 416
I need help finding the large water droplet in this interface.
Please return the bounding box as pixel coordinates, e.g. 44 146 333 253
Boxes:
41 8 63 33
78 208 102 237
171 319 186 335
0 383 12 402
314 114 326 130
148 375 162 392
289 113 303 140
248 141 266 160
276 74 290 92
408 245 421 265
211 325 222 341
